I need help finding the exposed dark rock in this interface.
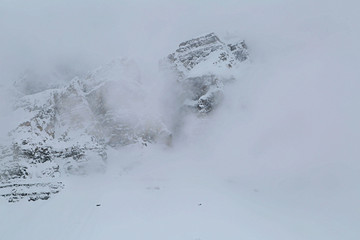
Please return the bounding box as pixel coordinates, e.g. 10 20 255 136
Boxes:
0 182 64 202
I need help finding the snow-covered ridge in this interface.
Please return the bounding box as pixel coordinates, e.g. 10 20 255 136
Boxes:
0 33 248 202
0 58 172 201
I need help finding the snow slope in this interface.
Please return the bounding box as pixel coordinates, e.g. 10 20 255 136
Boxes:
1 143 358 240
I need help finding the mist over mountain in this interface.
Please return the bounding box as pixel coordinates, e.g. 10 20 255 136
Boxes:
0 0 359 239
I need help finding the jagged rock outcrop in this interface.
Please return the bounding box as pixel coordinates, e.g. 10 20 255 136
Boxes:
163 32 248 113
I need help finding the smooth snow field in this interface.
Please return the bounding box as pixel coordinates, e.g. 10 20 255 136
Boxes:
1 0 360 239
1 142 359 240
0 143 358 240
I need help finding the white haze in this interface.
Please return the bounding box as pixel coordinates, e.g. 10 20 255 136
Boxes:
1 0 360 239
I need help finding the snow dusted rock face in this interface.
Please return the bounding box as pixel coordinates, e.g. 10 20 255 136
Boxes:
0 33 247 202
163 32 248 113
0 58 171 202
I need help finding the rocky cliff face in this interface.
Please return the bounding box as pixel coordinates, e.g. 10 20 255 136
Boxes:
163 32 248 113
0 58 171 202
0 33 248 202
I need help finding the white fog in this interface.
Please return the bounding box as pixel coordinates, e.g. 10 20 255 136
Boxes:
0 0 359 239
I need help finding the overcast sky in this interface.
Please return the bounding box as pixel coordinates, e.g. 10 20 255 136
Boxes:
1 0 358 78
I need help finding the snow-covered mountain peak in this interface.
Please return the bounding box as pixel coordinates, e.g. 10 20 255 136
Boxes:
167 32 248 78
163 33 249 113
0 34 248 202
